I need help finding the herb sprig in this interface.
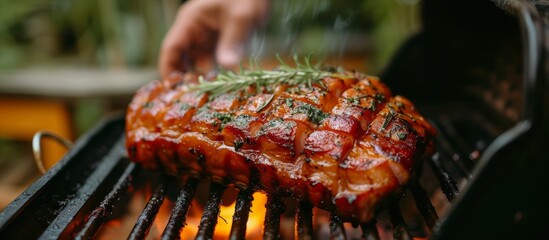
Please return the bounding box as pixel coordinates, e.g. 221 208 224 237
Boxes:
190 54 332 97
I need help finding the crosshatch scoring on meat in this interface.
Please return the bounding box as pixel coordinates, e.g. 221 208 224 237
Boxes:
125 69 436 223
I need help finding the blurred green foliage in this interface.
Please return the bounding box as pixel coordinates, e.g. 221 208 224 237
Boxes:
0 0 420 72
0 0 180 70
363 0 421 71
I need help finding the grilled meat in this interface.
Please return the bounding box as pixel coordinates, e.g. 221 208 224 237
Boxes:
126 70 435 223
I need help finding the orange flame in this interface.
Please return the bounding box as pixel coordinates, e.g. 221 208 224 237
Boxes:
213 192 267 239
177 192 268 239
154 190 268 239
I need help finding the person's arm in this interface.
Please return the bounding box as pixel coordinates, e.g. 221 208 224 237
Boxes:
159 0 270 79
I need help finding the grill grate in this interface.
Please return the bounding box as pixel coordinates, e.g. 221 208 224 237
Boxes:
72 162 446 240
0 97 503 239
0 108 496 239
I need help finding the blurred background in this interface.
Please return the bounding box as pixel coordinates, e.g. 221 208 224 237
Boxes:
0 0 420 209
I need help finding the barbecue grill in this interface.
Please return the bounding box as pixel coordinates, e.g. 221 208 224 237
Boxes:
1 0 548 239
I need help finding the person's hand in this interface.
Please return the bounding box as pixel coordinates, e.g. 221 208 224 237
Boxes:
159 0 270 79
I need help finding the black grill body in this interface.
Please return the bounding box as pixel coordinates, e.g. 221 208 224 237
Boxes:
383 0 549 239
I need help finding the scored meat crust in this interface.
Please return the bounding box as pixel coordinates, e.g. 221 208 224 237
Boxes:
125 70 435 223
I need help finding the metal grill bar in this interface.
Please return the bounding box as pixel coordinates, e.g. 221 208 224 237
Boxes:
34 138 128 239
428 155 460 201
361 221 380 240
75 162 138 240
388 201 411 240
0 117 126 239
329 213 347 240
229 189 253 240
432 118 476 173
128 182 166 240
196 182 225 239
263 195 284 240
409 181 439 229
161 178 199 240
296 201 314 240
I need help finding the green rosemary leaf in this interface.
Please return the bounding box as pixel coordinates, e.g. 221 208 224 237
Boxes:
190 55 331 97
292 104 329 124
380 108 396 132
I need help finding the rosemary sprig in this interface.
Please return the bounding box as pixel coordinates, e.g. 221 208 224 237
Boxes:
190 54 332 97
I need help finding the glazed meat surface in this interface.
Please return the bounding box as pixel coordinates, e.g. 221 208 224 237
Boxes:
126 70 435 223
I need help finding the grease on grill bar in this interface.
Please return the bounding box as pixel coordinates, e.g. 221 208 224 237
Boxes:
196 182 225 239
161 178 198 240
229 189 253 239
75 162 138 240
427 154 461 202
128 182 166 240
263 194 284 240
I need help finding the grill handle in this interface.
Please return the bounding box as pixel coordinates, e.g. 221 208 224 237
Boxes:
32 131 73 173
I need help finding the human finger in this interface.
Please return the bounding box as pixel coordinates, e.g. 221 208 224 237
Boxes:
158 5 198 79
215 6 258 69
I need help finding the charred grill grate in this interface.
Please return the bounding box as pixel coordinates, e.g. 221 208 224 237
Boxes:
0 108 491 239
